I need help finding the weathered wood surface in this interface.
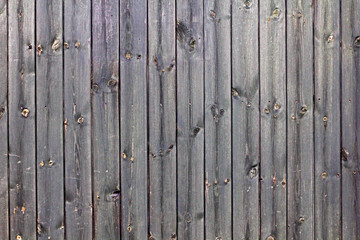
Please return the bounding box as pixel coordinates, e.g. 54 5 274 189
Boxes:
148 0 177 239
1 1 360 240
36 0 64 239
204 1 232 239
120 0 148 239
314 0 341 239
8 0 37 239
64 0 92 239
0 0 8 239
287 1 314 240
341 0 360 239
259 1 287 239
232 0 260 239
92 0 120 239
176 0 205 239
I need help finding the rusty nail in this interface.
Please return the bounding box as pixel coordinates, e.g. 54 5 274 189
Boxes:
17 235 22 240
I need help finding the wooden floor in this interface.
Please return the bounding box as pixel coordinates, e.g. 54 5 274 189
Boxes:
0 0 359 239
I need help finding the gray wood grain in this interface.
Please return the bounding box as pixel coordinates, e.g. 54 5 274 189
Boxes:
64 0 92 239
259 1 287 239
8 0 36 239
176 0 205 239
0 0 8 239
314 0 341 239
36 0 64 239
92 0 120 239
120 0 148 239
204 0 232 239
232 0 260 239
148 0 177 239
286 1 314 239
341 0 360 239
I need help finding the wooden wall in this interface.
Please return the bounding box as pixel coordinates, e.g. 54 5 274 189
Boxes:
0 0 359 239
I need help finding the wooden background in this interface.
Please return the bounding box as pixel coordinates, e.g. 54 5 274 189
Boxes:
0 0 359 239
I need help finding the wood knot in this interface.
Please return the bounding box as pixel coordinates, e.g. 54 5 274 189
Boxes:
64 42 69 49
75 41 81 48
36 44 43 56
17 235 22 240
125 52 131 60
267 236 275 240
272 8 281 19
300 105 307 114
52 39 61 51
107 79 117 87
21 108 29 118
264 107 270 114
354 36 360 47
209 10 216 19
77 116 84 124
327 34 334 43
299 216 305 223
322 171 327 179
244 0 253 9
92 83 99 93
341 148 349 161
0 107 5 119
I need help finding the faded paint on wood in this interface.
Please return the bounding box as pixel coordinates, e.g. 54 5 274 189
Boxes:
314 0 341 239
8 0 37 239
259 1 287 239
92 0 121 239
148 0 177 239
64 0 92 239
204 0 232 239
176 0 205 239
341 0 360 238
120 0 148 239
287 1 314 239
232 0 260 239
0 0 8 239
36 0 64 239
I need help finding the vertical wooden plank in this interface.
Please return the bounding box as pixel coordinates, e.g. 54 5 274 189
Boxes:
204 0 232 239
314 0 341 239
148 0 176 239
64 0 92 239
0 0 8 239
92 0 120 239
341 0 360 238
259 0 287 239
232 0 260 239
8 0 36 239
176 0 205 239
36 0 64 239
120 0 148 239
286 0 314 239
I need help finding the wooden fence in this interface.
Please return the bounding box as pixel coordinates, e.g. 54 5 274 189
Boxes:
0 0 359 239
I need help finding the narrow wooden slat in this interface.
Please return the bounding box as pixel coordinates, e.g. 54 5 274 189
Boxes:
259 1 287 239
341 0 360 238
148 0 176 239
120 0 148 239
36 0 64 239
286 1 314 239
176 0 205 239
64 0 92 238
232 0 260 239
314 0 341 239
204 0 232 239
0 0 8 239
8 0 36 239
92 0 120 239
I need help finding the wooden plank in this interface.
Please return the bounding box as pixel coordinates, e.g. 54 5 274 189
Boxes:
259 1 287 239
0 0 8 239
8 0 36 239
286 1 314 239
314 0 341 239
231 0 260 239
92 0 120 239
64 0 92 239
176 0 205 239
148 0 176 239
204 0 232 239
120 0 148 239
36 0 64 239
341 0 360 238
